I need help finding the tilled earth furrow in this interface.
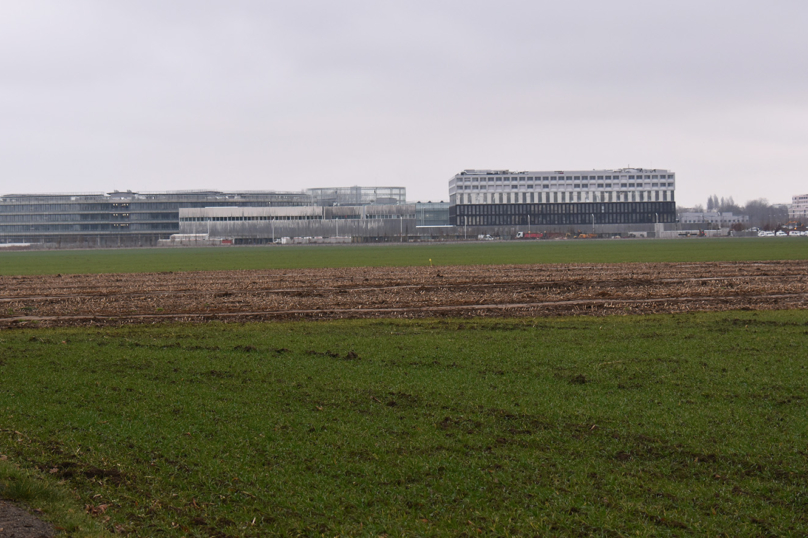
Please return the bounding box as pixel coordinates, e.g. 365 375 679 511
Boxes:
1 261 806 327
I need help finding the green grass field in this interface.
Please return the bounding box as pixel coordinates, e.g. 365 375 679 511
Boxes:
1 311 807 536
0 237 806 275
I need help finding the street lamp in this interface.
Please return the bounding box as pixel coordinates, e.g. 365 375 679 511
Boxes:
591 213 595 234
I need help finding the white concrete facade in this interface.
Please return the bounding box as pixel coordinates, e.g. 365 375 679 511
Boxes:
448 168 675 205
790 194 808 222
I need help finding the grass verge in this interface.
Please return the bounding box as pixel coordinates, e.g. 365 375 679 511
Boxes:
0 311 807 535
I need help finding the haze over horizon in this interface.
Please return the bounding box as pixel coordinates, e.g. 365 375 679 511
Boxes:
1 1 806 207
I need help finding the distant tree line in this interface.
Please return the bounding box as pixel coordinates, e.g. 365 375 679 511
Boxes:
678 195 790 230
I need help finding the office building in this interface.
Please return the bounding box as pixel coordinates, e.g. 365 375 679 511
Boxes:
449 168 676 228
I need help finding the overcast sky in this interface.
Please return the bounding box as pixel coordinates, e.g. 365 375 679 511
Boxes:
1 1 806 206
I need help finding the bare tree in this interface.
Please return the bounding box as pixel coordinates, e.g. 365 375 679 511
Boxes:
743 198 787 229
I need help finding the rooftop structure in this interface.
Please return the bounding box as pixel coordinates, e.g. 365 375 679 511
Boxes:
304 186 406 206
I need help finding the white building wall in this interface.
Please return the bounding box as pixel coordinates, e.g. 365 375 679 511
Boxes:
790 194 808 221
448 168 676 205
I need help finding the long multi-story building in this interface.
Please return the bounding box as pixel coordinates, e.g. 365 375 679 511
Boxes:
0 188 402 247
448 168 676 228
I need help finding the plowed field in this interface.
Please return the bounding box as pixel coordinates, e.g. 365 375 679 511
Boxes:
1 260 806 328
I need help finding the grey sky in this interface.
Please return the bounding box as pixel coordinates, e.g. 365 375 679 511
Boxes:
1 1 806 206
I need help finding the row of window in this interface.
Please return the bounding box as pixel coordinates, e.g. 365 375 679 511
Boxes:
181 216 320 222
453 202 675 216
457 183 674 191
453 213 676 226
0 213 179 223
0 201 308 214
366 214 417 219
455 174 674 183
455 190 672 204
0 223 179 233
180 214 420 222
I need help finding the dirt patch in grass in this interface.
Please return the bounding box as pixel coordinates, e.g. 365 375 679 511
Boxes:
1 260 806 328
0 500 54 537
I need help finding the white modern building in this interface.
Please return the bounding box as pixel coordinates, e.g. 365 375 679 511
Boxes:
790 194 808 222
448 168 677 229
449 168 675 205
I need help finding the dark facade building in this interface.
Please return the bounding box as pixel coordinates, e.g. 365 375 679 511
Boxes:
451 201 676 227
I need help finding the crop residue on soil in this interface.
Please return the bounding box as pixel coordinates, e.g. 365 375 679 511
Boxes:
1 261 806 328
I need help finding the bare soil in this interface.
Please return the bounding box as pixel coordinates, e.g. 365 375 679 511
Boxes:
1 261 806 328
0 501 54 538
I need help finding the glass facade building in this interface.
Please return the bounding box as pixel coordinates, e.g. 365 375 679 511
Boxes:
0 191 312 246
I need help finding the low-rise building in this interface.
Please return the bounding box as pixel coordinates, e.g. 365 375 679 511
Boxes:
679 212 748 226
177 203 451 243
